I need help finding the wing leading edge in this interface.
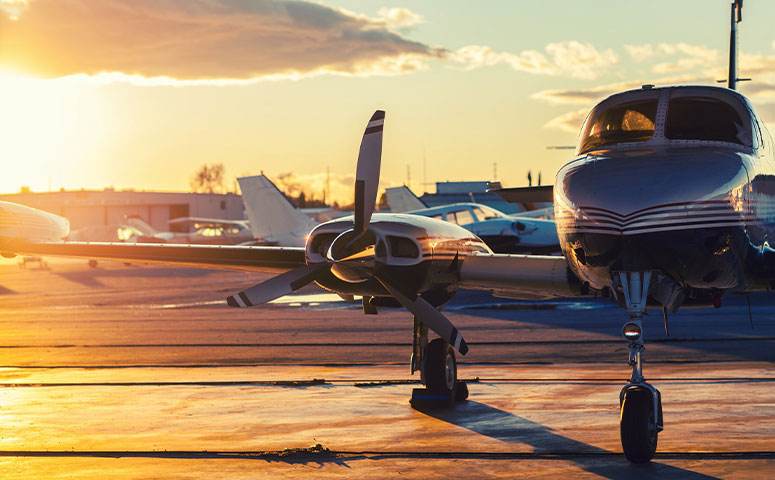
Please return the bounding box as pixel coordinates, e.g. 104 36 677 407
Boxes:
2 240 307 274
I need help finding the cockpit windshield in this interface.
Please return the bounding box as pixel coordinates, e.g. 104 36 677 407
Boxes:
579 97 659 153
665 96 751 146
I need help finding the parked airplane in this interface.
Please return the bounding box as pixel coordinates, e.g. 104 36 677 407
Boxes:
239 175 559 253
1 2 766 463
71 215 252 245
386 185 554 219
385 186 559 253
163 217 253 245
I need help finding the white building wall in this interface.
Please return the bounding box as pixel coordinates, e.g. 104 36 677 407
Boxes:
0 190 245 232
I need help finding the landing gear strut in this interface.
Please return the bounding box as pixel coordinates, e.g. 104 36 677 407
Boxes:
409 316 468 409
616 272 663 463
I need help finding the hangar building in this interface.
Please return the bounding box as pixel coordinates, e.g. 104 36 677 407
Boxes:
0 189 245 232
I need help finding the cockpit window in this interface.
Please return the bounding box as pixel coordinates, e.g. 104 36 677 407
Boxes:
665 97 750 146
451 209 475 225
579 98 658 153
473 206 502 221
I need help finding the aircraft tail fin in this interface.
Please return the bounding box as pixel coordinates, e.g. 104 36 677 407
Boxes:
237 175 318 246
385 186 427 213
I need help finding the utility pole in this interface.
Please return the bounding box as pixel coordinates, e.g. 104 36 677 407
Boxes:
325 167 330 205
423 150 427 190
493 162 498 182
406 164 411 190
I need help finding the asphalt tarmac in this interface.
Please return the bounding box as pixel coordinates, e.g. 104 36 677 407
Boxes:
0 258 773 478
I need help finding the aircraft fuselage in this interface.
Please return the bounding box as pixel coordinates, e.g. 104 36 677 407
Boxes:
555 85 775 303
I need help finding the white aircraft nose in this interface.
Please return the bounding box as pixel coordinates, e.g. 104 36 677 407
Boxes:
556 148 750 236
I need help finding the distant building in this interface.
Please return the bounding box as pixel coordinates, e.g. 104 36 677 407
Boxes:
0 189 244 232
419 181 525 214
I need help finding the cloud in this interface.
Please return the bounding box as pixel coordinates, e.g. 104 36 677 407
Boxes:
623 42 720 74
0 0 26 19
377 7 425 29
531 80 645 105
532 73 718 106
754 102 775 123
0 0 445 83
624 44 656 62
652 43 719 74
543 108 589 133
451 41 618 80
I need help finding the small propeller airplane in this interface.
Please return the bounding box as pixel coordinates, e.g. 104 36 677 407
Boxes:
237 173 559 253
0 0 768 465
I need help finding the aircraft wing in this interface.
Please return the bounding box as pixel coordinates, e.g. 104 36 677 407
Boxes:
459 253 583 300
2 239 306 274
168 217 247 229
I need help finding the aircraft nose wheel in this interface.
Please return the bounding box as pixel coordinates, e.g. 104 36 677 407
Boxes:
410 338 467 410
425 338 456 393
615 272 664 463
620 387 660 463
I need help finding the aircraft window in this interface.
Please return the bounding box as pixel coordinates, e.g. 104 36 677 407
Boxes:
200 227 222 237
387 235 420 258
579 99 658 152
453 209 475 225
665 97 750 145
473 207 501 221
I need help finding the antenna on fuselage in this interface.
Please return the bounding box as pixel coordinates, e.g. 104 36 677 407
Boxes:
726 0 751 90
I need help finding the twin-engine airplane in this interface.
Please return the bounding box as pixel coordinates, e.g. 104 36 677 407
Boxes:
1 1 769 464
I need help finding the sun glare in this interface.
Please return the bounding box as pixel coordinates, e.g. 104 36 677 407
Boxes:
0 71 107 194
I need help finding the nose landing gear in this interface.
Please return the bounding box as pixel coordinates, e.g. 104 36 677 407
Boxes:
409 316 468 410
616 272 663 463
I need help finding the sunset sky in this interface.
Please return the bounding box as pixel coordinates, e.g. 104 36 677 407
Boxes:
1 0 775 203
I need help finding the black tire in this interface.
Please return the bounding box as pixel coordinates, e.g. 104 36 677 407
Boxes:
454 381 469 402
424 338 456 394
620 388 658 463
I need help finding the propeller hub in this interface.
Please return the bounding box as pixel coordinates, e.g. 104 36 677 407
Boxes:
328 229 378 283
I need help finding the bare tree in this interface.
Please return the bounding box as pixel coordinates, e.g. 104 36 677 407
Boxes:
190 163 226 193
275 172 302 197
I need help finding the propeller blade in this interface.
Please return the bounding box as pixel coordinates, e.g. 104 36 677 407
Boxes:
353 110 384 234
226 263 328 308
377 278 468 355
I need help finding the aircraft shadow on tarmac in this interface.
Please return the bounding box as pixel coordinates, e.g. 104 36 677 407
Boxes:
50 266 218 288
451 290 775 363
425 401 721 480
